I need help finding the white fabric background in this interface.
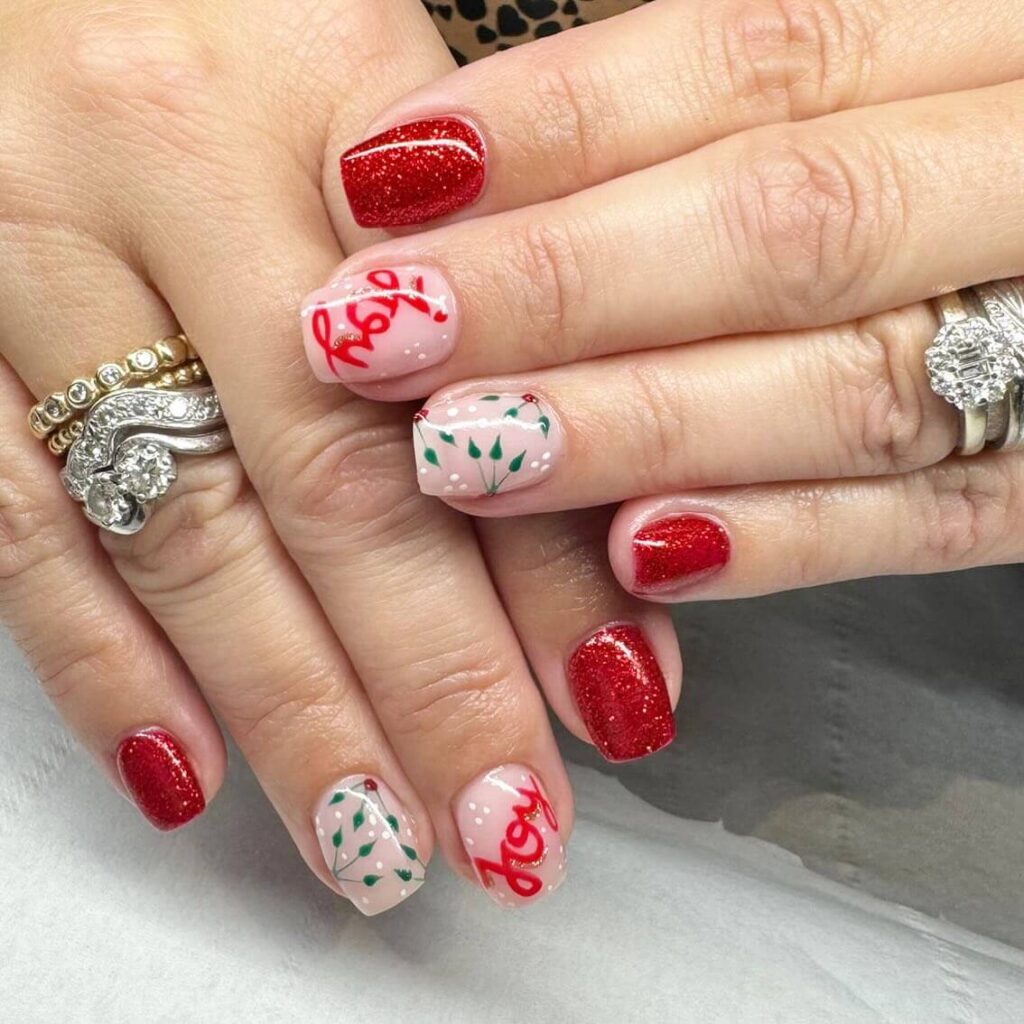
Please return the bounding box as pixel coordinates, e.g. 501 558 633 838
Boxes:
4 569 1024 1021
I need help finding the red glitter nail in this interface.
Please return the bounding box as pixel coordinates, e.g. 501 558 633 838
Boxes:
567 624 675 763
632 515 730 592
116 728 205 831
341 116 486 228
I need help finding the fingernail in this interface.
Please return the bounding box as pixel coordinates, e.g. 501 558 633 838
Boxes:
568 624 675 762
314 774 426 915
413 393 562 498
632 514 731 592
455 764 565 908
301 265 457 383
116 728 205 831
341 116 486 228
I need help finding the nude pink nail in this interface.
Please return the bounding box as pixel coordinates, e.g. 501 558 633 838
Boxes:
314 774 427 916
413 393 563 498
301 265 456 383
454 764 566 908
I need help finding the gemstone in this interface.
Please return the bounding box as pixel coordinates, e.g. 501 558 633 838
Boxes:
85 474 134 529
67 379 94 407
128 349 159 373
925 318 1021 409
44 395 66 420
97 363 125 389
114 442 176 501
168 397 188 419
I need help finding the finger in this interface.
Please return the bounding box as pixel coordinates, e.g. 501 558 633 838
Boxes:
308 78 1024 396
0 356 224 830
412 303 959 512
131 4 573 907
0 238 430 916
334 0 1024 227
477 510 682 763
607 453 1024 601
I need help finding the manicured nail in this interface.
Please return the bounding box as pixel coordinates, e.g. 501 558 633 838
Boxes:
301 265 457 383
632 514 731 592
116 728 205 831
455 764 565 908
413 393 562 498
341 116 486 227
314 775 426 915
568 624 675 763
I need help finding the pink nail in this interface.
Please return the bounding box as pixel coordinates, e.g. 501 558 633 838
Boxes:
413 393 563 498
314 774 426 916
454 764 566 908
301 265 456 384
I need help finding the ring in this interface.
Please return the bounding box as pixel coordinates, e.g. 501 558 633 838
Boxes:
27 334 197 440
926 284 1023 456
61 384 232 535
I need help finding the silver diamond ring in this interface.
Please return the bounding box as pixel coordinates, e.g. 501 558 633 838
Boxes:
62 385 232 534
926 283 1024 456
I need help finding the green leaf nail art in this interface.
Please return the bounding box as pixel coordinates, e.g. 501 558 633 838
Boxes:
363 875 382 887
395 868 413 882
357 841 376 858
423 447 440 467
439 431 456 445
508 451 526 472
329 792 344 805
387 815 400 832
332 828 342 848
468 439 482 459
481 395 500 401
538 415 551 438
489 436 503 460
401 844 418 860
504 407 519 417
353 809 365 831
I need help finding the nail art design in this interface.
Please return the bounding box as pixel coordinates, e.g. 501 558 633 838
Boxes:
413 393 562 497
568 624 675 762
301 266 456 383
116 728 205 831
314 775 426 915
341 116 486 227
455 764 565 908
632 514 731 592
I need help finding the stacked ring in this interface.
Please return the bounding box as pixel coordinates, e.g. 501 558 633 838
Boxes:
26 334 233 535
926 278 1024 456
27 334 197 440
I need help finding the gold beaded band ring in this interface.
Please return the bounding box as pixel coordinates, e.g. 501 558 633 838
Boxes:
28 334 197 440
45 359 210 456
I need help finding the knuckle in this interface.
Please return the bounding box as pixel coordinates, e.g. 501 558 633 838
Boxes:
377 645 524 747
708 0 878 121
913 461 1016 568
718 131 906 318
57 8 219 123
500 218 592 366
819 306 945 476
228 667 343 747
33 632 134 705
267 409 436 547
102 454 264 599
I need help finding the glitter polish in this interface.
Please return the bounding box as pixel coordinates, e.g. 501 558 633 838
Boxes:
340 116 486 228
116 728 205 831
632 514 730 592
567 624 675 763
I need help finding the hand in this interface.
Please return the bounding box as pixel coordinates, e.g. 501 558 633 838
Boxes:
0 0 682 915
300 0 1024 597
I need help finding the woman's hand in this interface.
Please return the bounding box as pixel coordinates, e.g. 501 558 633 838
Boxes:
301 0 1024 595
0 0 684 915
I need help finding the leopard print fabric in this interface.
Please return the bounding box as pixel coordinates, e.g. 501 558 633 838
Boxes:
422 0 653 64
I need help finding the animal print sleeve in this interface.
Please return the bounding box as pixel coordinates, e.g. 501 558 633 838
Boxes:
423 0 652 64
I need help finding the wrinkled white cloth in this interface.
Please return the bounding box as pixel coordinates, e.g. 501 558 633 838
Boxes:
2 621 1023 1023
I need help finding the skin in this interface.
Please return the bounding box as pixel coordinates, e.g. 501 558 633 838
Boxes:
315 0 1024 596
0 0 682 909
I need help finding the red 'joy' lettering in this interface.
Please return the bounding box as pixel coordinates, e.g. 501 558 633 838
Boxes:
473 776 559 899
